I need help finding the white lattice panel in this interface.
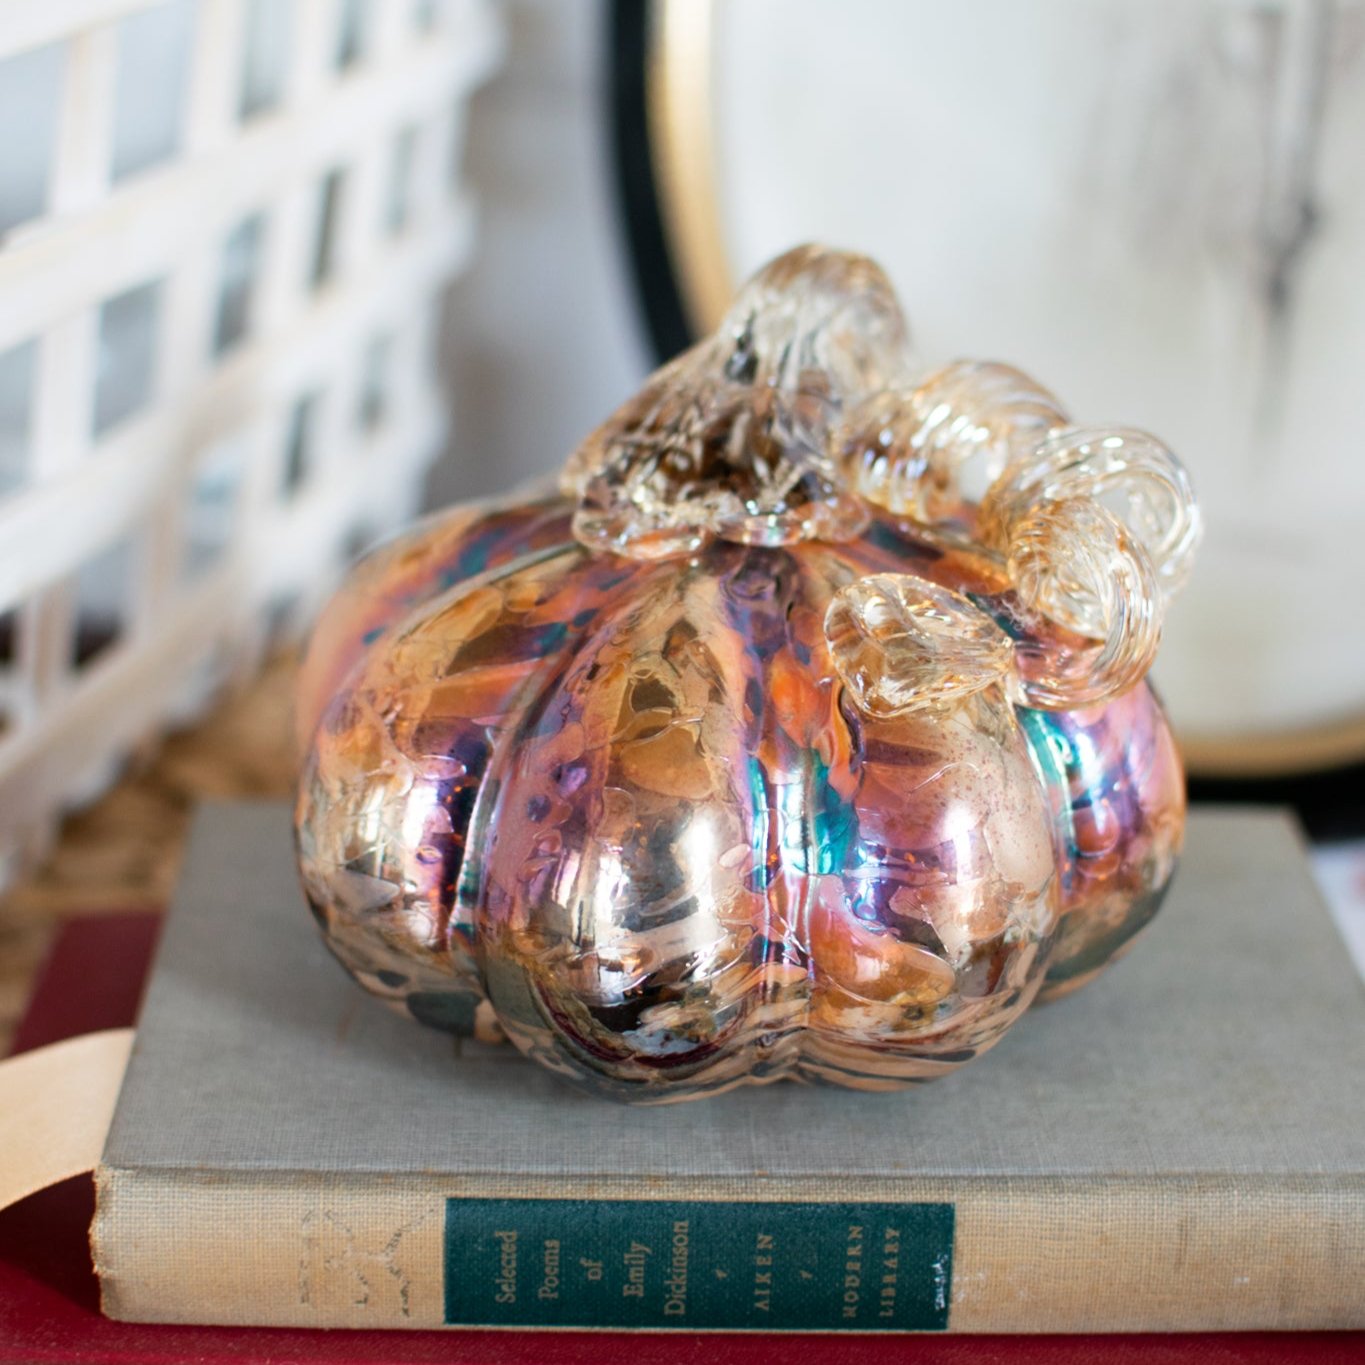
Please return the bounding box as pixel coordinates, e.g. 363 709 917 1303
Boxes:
0 0 501 885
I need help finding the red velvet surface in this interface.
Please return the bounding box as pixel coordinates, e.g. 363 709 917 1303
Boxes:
2 911 1360 1364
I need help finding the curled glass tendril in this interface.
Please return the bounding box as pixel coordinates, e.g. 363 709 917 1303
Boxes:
565 246 1201 719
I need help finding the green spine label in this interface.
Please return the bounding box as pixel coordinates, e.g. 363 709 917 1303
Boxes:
443 1197 954 1331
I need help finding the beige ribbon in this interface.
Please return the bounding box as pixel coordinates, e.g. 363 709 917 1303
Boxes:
0 1029 134 1210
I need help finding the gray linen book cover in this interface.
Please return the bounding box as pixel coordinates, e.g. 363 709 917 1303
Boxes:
94 802 1365 1332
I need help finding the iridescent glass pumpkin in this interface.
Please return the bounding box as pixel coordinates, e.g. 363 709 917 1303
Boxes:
295 246 1200 1102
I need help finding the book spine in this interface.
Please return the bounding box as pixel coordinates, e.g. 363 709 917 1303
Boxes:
92 1167 1365 1332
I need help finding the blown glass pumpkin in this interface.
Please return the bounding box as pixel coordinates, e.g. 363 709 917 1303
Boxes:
295 246 1200 1102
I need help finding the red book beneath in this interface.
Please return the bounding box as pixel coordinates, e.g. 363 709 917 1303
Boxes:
1 911 1360 1365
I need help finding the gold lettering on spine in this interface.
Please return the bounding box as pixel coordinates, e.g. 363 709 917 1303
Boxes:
493 1230 518 1305
622 1241 651 1298
538 1238 561 1302
878 1225 901 1318
663 1220 691 1317
752 1229 774 1312
841 1224 864 1320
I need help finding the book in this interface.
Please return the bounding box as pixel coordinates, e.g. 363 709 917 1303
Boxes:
90 802 1365 1334
14 916 1359 1365
8 918 1362 1362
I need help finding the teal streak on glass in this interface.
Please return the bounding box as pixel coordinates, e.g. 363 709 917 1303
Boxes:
1016 706 1080 893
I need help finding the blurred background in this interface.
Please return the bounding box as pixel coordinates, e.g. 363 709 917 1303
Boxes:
431 1 647 505
2 0 1364 1040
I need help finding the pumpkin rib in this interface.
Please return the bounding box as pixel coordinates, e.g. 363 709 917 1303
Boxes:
297 543 634 1043
470 547 778 1098
296 491 575 747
